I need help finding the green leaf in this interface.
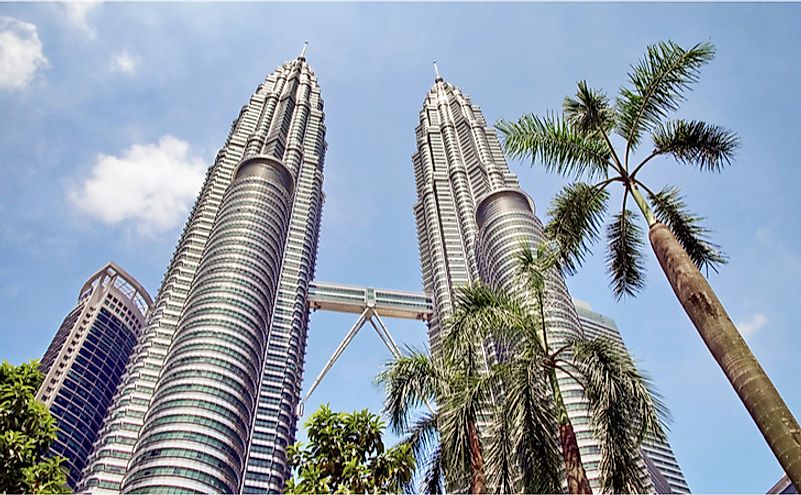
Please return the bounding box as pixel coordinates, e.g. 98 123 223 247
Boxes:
606 209 647 299
0 360 68 494
545 182 610 276
376 352 439 434
509 363 562 494
647 186 728 273
563 80 615 135
652 119 739 172
616 41 715 150
286 405 414 494
496 112 611 180
570 337 669 494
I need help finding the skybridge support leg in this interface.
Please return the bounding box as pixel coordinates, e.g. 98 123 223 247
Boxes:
302 308 370 407
372 312 403 358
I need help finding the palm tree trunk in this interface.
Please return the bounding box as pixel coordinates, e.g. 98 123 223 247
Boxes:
649 222 801 489
467 419 486 494
550 368 593 494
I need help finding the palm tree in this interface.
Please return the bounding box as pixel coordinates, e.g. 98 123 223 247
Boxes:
377 346 491 493
444 245 666 494
496 40 801 487
380 246 667 494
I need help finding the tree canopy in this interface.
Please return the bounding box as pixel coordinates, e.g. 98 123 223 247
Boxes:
0 360 69 494
285 405 415 494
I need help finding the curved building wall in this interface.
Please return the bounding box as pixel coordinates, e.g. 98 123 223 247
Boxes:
122 158 294 493
80 54 326 494
37 263 151 489
412 77 646 493
412 78 520 353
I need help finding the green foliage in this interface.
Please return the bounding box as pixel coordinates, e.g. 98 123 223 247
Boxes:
647 186 728 273
496 40 738 299
284 405 415 494
564 80 615 136
0 360 69 494
607 209 647 299
616 41 715 150
445 247 667 493
570 337 669 494
545 182 610 276
652 119 739 172
495 112 610 180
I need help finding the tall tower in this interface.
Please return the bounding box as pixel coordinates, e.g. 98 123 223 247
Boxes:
37 262 152 489
574 300 691 494
78 48 326 494
412 72 629 492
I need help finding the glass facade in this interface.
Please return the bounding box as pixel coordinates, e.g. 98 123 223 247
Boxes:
412 76 625 492
37 263 151 489
78 53 326 494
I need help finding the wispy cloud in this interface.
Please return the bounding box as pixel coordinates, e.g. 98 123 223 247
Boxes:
62 1 100 38
68 136 206 235
0 17 48 91
736 312 768 339
111 48 136 74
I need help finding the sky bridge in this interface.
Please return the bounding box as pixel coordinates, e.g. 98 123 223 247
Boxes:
300 281 433 413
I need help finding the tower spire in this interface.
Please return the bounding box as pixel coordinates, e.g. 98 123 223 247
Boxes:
299 40 308 60
433 60 443 82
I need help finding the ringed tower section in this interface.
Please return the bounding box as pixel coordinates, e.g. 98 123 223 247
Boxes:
79 49 326 494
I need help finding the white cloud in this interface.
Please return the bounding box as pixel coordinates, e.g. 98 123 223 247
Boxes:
62 1 100 38
0 17 48 91
111 48 136 74
68 136 207 234
736 312 767 339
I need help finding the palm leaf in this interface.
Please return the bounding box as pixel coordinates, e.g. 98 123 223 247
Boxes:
444 283 539 361
496 112 611 180
606 209 647 299
616 41 715 150
437 376 491 493
545 182 610 276
510 362 562 494
419 444 445 494
652 119 739 172
377 352 440 434
570 337 669 494
484 398 519 493
564 79 615 135
647 185 728 273
400 410 440 463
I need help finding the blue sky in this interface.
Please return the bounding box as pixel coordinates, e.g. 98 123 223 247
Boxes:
2 2 800 492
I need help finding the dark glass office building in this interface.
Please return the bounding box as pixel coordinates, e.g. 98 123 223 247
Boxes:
37 263 152 488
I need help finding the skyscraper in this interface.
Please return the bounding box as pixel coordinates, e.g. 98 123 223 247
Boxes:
78 48 326 494
37 262 152 489
412 72 641 492
574 300 691 494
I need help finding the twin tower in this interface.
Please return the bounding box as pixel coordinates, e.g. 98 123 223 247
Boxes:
75 51 610 493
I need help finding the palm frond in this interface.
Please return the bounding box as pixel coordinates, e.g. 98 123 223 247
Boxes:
616 40 715 150
400 410 440 462
496 112 611 180
377 352 439 434
652 119 739 172
444 283 538 361
439 369 496 466
646 185 728 273
511 363 562 494
545 182 610 276
564 80 615 135
606 209 647 299
485 399 519 494
570 337 669 494
515 241 559 296
419 444 445 494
